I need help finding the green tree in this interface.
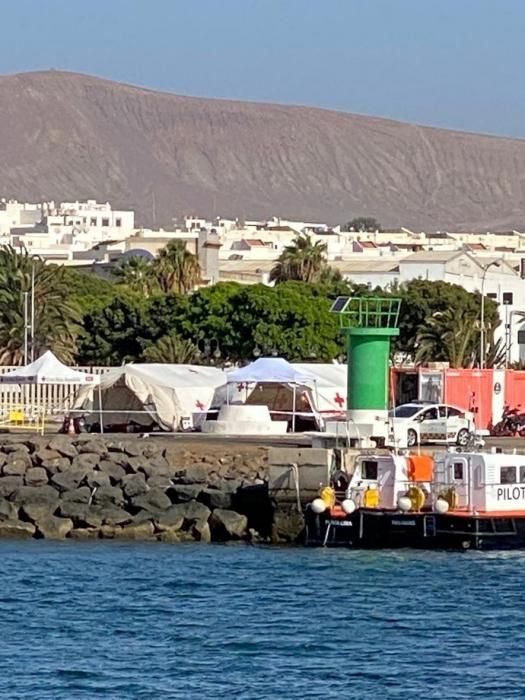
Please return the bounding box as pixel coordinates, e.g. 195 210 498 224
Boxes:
269 234 328 284
393 279 499 362
0 247 81 364
142 334 199 363
153 240 201 294
62 267 116 314
76 296 148 365
112 256 156 297
343 217 382 232
415 309 479 367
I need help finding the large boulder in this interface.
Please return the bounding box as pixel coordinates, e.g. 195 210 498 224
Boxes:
57 501 89 522
107 439 143 457
139 456 170 478
36 516 74 539
142 443 161 459
0 497 18 521
131 488 171 512
78 440 107 457
0 520 35 538
198 487 232 510
21 501 58 522
97 505 132 526
209 509 248 540
97 460 126 484
85 470 111 489
166 500 211 529
147 474 172 490
33 448 62 466
13 485 59 507
154 507 185 532
25 467 49 487
47 437 78 458
168 484 202 503
3 452 32 475
40 457 72 475
2 442 30 454
61 486 92 504
192 520 211 543
0 454 7 470
121 474 148 498
92 485 125 507
51 469 88 492
0 476 24 498
126 457 146 473
71 453 101 471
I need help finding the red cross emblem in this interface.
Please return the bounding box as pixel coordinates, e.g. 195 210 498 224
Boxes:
195 400 205 411
334 393 345 408
236 383 245 391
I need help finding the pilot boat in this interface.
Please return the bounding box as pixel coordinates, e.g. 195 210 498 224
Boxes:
305 444 525 550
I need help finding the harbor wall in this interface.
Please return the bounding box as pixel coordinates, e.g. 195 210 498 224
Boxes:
0 435 276 543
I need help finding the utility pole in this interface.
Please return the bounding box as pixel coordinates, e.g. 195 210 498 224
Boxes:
30 260 35 362
23 291 28 364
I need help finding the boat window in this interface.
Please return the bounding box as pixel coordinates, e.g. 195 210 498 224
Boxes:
453 462 464 480
362 460 378 480
500 466 517 484
520 466 525 483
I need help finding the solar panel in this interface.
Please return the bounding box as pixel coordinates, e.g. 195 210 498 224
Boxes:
330 296 350 313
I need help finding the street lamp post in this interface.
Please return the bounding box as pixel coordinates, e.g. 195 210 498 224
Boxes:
480 260 501 370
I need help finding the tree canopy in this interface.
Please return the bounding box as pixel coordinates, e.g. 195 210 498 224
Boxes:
342 217 382 232
0 245 505 369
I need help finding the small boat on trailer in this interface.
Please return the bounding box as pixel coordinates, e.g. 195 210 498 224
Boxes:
305 444 525 550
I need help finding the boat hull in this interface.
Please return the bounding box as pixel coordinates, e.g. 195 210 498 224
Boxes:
305 508 525 550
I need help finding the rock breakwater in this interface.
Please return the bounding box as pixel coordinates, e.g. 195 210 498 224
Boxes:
0 436 273 543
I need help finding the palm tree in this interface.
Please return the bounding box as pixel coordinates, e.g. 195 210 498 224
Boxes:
0 246 81 364
142 334 199 363
269 234 328 284
415 309 479 368
153 240 201 294
112 256 155 296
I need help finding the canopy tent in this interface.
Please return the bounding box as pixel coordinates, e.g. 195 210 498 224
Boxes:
75 363 226 432
0 350 99 385
227 357 318 385
227 358 319 431
0 350 100 434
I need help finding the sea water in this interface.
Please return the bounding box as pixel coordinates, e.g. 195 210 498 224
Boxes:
0 541 523 699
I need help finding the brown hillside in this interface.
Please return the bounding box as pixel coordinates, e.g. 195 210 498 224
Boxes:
0 70 524 230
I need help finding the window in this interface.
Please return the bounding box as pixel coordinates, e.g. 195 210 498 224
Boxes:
90 218 97 226
519 466 525 483
447 407 462 418
501 466 517 484
362 460 378 480
101 218 110 227
453 462 464 480
487 293 497 300
421 408 438 420
116 218 122 227
438 405 448 418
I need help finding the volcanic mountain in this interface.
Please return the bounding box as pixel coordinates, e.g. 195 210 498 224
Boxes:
0 70 524 230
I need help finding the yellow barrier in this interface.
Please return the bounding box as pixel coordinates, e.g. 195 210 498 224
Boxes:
0 402 45 434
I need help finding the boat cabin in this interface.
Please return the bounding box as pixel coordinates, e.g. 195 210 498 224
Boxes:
346 450 525 515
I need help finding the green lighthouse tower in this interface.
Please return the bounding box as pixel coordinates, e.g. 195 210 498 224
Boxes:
330 296 401 444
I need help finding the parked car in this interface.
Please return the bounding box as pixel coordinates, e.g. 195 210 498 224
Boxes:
389 402 475 447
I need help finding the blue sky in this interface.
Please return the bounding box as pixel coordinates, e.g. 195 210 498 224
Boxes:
2 0 523 136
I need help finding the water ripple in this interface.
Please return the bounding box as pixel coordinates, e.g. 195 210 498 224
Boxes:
0 541 523 698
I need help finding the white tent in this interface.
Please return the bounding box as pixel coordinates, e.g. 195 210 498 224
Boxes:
293 363 347 416
227 358 319 431
0 350 100 385
75 363 226 432
0 350 100 435
227 357 318 385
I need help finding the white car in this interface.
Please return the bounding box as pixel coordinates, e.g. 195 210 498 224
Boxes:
389 402 475 447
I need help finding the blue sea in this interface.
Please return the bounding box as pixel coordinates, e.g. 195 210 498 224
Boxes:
0 541 523 699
